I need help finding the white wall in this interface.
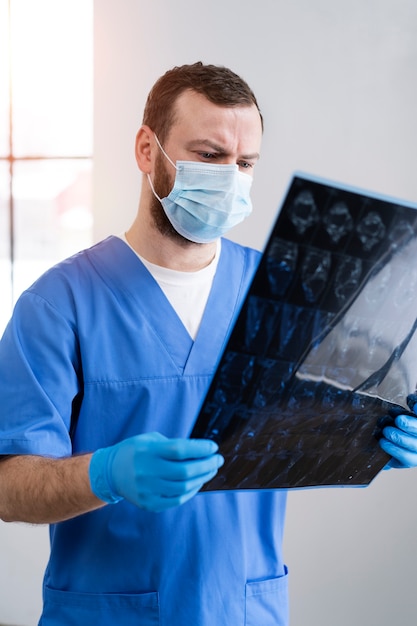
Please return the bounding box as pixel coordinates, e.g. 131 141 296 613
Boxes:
93 0 417 249
93 1 417 625
0 522 48 625
1 1 416 624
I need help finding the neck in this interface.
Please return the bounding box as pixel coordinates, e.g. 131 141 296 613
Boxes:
126 213 218 272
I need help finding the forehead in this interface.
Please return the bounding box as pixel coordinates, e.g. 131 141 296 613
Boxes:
168 90 263 148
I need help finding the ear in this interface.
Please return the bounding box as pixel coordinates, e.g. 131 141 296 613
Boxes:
135 125 154 173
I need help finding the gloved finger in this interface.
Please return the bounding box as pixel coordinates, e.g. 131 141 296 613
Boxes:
140 467 220 499
379 437 417 468
139 485 205 513
135 470 219 512
149 452 224 481
384 458 406 470
394 414 417 435
382 424 417 453
153 438 219 461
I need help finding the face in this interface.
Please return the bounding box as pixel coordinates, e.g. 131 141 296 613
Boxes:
149 89 263 244
149 150 180 241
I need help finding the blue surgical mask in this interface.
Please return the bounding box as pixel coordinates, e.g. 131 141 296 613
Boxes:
147 134 253 243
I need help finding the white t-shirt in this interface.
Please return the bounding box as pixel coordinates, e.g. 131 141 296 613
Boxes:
118 234 221 340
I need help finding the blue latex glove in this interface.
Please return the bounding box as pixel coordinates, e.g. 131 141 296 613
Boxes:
380 394 417 469
89 432 224 512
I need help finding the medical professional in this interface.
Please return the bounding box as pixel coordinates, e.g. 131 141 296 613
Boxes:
0 62 416 626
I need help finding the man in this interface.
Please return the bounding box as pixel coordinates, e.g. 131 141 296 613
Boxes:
0 62 416 625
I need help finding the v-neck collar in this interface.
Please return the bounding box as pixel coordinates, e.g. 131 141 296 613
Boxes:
87 236 251 375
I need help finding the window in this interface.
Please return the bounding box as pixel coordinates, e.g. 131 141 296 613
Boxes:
0 0 93 332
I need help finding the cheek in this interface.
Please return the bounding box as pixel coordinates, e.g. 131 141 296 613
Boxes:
154 155 175 197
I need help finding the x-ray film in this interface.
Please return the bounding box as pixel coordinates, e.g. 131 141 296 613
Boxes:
191 173 417 490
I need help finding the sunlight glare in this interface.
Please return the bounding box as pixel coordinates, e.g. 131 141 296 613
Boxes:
10 0 93 156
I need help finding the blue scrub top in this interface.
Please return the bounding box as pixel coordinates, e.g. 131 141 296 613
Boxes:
0 236 288 626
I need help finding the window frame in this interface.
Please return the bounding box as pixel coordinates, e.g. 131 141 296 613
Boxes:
0 0 93 313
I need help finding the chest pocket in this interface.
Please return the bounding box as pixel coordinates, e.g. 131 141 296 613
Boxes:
245 567 289 626
41 586 160 626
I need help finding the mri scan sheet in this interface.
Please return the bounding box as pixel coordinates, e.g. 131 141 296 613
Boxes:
191 173 417 490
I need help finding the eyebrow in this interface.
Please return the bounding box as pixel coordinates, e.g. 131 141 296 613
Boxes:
185 139 260 161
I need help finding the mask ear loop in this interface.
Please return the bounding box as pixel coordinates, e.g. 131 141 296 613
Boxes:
147 173 162 202
147 133 178 202
154 134 178 170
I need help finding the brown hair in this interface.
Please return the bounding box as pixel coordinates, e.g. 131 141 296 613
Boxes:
142 62 263 143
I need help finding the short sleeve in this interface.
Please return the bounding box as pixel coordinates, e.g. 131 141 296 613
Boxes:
0 289 81 457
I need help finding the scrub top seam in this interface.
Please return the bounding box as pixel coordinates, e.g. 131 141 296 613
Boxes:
23 289 78 335
83 374 213 385
11 295 81 423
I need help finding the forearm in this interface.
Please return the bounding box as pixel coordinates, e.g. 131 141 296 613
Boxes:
0 454 105 524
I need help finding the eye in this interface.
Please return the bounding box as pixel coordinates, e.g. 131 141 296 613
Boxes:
198 152 217 160
238 161 254 170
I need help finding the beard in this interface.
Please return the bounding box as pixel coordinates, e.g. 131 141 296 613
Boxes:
150 152 196 246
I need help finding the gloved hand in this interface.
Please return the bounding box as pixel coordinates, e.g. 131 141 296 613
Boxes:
89 432 224 512
380 393 417 469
